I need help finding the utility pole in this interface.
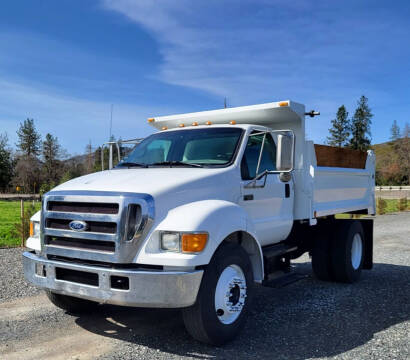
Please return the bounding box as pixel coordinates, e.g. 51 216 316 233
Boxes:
109 104 113 140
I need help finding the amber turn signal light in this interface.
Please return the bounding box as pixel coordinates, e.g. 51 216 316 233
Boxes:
29 221 34 237
182 233 208 253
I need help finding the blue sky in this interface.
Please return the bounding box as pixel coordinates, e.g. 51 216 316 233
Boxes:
0 0 409 155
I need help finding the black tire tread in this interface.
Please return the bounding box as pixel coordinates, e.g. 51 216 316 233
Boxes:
45 290 97 314
331 220 364 283
182 242 253 345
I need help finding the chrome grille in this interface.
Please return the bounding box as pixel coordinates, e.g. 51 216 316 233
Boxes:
41 191 154 263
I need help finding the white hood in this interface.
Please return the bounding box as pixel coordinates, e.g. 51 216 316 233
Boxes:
52 167 239 205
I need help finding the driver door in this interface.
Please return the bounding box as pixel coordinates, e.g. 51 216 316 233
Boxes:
239 131 293 246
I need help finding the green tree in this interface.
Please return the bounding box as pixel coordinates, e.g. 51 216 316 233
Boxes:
42 133 61 183
327 105 350 147
349 95 373 151
390 120 401 142
0 133 14 191
16 119 41 156
397 122 410 184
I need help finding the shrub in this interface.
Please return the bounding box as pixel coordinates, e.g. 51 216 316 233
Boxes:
377 198 387 215
12 202 38 245
398 197 408 211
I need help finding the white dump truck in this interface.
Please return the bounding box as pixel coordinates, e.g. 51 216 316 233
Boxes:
23 100 375 345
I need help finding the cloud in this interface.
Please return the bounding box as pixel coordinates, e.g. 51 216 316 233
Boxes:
101 0 410 143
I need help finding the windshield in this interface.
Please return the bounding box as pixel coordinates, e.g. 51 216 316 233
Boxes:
116 127 243 168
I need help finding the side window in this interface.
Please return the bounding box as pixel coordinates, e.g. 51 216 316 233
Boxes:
241 132 277 180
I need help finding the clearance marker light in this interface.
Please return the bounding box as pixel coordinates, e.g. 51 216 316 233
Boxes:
230 120 236 125
192 122 198 126
205 121 212 125
279 101 289 107
162 126 168 130
179 123 185 127
147 118 155 123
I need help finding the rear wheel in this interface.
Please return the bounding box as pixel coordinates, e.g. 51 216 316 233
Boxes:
182 243 254 345
311 230 334 281
331 221 364 283
45 290 98 314
312 220 365 283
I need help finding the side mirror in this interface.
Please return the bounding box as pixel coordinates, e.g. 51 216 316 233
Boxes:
276 134 293 172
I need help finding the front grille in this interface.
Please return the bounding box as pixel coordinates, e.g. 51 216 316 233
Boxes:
47 201 119 214
42 191 154 263
46 236 115 252
46 218 117 234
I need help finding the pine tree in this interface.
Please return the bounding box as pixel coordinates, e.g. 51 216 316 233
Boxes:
16 118 41 156
349 95 373 151
390 120 401 142
0 133 14 191
397 122 410 184
327 105 350 147
42 133 61 183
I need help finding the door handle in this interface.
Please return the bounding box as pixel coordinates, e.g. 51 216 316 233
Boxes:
244 194 254 201
285 184 290 198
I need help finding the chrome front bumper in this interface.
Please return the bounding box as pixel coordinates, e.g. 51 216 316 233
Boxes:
23 252 203 308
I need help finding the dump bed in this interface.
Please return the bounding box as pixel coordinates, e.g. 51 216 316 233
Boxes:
311 144 375 217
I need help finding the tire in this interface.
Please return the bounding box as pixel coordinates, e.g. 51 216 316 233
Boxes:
45 290 98 314
182 243 254 345
331 220 364 283
311 229 334 281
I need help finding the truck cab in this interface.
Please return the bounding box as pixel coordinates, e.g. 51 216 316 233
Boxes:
23 100 375 345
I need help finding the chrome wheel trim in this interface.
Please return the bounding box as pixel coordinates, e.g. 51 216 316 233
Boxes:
214 264 247 325
351 233 363 270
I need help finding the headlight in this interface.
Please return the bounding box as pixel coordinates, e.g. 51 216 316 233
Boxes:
161 232 208 253
125 204 143 241
161 232 181 252
29 221 40 238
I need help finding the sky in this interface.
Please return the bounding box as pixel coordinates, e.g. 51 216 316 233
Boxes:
0 0 409 155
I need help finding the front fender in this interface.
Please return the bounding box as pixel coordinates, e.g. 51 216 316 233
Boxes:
135 200 260 269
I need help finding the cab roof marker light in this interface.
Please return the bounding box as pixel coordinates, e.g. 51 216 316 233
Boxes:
279 101 289 107
230 120 236 125
161 126 168 130
192 122 198 126
206 121 212 125
147 118 155 123
179 123 185 127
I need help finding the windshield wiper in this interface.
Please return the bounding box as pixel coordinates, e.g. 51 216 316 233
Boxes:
150 161 203 168
117 162 148 168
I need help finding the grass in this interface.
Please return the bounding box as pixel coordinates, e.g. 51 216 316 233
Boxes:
0 200 41 248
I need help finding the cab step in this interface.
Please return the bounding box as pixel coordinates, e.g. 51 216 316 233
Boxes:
262 272 308 288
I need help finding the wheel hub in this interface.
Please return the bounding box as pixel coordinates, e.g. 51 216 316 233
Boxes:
351 233 363 270
215 264 247 324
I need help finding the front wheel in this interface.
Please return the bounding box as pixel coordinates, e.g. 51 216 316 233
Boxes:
45 290 98 314
182 243 254 345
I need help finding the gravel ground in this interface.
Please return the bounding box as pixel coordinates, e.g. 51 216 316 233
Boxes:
0 247 40 302
0 212 409 359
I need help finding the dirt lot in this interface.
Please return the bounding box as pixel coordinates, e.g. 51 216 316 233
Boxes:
1 212 409 360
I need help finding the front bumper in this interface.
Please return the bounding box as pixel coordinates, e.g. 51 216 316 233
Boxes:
23 252 203 308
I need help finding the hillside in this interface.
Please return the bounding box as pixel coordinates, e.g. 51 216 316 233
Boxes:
372 138 409 185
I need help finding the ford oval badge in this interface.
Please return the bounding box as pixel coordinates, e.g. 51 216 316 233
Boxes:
69 220 88 232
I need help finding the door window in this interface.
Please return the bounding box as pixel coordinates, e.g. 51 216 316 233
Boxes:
241 132 277 180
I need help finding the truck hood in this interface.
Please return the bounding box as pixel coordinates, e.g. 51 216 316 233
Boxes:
52 168 238 203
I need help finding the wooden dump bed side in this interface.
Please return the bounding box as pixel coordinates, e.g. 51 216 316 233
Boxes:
314 144 367 169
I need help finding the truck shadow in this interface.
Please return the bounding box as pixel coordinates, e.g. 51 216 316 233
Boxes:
75 262 410 359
